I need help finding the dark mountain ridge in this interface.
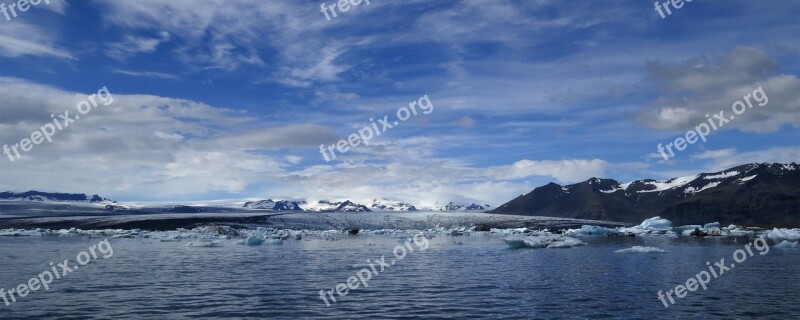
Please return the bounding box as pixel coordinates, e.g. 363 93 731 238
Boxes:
490 163 800 226
0 190 106 202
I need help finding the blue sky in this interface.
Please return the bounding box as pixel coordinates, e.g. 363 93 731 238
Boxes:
0 0 798 204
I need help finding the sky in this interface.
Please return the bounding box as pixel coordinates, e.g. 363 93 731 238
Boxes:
0 0 798 204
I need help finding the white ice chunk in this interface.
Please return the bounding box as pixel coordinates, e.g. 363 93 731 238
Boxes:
564 225 619 236
774 240 799 249
767 228 800 241
186 240 222 247
614 246 667 254
639 216 673 229
546 237 586 248
503 237 527 248
504 235 585 249
244 236 264 246
618 216 674 235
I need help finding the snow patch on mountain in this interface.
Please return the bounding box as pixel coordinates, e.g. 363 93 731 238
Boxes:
439 202 492 211
600 186 623 193
684 181 721 194
370 198 416 211
303 200 371 213
243 199 304 211
704 171 740 180
636 175 698 193
738 175 758 183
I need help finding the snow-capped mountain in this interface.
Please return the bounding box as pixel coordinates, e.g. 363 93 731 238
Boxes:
439 202 492 211
243 199 304 211
370 198 417 211
491 163 800 226
412 201 493 211
0 191 108 203
0 191 132 212
303 200 371 213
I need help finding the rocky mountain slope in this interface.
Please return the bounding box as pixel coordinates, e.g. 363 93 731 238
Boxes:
490 163 800 226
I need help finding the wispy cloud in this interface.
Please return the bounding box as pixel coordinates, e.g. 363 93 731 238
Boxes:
636 47 800 133
106 32 171 60
113 69 180 80
0 22 72 59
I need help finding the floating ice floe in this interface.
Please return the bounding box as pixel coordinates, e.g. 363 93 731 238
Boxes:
564 225 619 236
504 234 585 249
614 246 667 254
243 236 264 246
617 216 673 235
565 217 758 237
195 225 240 236
186 240 222 247
774 240 799 249
0 229 46 237
767 228 800 241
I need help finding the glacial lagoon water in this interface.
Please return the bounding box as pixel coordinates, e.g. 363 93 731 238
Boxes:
0 233 798 319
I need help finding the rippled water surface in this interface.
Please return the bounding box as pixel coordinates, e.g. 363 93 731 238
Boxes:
0 234 798 319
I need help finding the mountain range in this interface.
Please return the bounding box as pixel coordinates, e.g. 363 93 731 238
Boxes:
4 163 796 226
0 191 106 203
490 163 800 227
239 198 490 213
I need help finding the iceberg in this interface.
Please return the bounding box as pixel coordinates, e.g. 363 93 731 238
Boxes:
504 234 585 249
618 216 673 235
0 229 45 237
186 240 222 247
614 246 667 254
639 216 673 229
503 237 528 248
546 237 586 248
194 225 240 236
767 228 800 241
565 225 619 236
774 240 799 249
244 236 264 246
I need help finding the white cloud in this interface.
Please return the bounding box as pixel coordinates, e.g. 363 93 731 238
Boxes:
0 22 72 59
637 47 800 133
284 155 303 165
455 116 475 128
93 0 325 72
106 32 171 60
486 159 610 183
113 69 180 80
693 147 800 171
0 77 596 203
276 47 350 87
43 0 69 14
